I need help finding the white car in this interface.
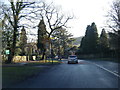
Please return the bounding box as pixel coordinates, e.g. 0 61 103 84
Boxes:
68 55 78 64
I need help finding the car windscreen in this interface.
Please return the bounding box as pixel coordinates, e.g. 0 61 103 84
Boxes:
69 56 77 58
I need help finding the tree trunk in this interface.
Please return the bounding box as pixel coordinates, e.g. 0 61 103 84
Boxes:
41 51 45 60
26 55 29 61
6 26 17 63
6 48 15 63
41 49 46 60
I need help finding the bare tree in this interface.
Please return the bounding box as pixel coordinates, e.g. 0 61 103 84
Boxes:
39 1 73 38
106 0 120 56
41 2 73 60
107 0 120 33
31 1 73 60
1 0 73 62
1 1 35 63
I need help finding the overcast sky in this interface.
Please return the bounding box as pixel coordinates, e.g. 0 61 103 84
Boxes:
2 0 113 38
48 0 113 37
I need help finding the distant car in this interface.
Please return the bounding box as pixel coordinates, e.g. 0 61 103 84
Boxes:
68 55 78 64
55 55 58 59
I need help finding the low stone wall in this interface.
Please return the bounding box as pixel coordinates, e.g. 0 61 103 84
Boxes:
13 56 36 62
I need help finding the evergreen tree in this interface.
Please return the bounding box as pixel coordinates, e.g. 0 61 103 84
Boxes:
79 36 85 54
80 22 99 54
108 32 118 57
52 27 74 58
90 22 99 52
99 29 109 53
37 19 47 60
19 26 27 55
108 32 118 50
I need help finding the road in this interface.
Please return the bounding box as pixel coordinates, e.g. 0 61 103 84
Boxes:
10 60 119 88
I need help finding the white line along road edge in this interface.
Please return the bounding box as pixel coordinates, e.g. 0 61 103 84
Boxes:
93 63 120 78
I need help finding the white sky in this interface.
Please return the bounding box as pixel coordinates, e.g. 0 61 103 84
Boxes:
2 0 113 38
48 0 113 37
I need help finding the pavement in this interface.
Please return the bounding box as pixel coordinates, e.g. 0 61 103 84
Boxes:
7 59 119 88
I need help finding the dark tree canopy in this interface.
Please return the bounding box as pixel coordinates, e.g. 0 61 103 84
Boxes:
99 29 109 53
79 22 99 54
51 27 74 58
99 29 109 48
19 26 27 55
37 19 47 60
37 19 46 49
106 0 120 56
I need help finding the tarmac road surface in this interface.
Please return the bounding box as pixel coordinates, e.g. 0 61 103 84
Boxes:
10 60 119 88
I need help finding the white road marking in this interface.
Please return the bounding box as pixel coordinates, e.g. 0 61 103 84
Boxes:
114 71 118 74
93 63 120 78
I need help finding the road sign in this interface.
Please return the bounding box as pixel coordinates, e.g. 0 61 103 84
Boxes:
5 50 10 55
50 37 55 39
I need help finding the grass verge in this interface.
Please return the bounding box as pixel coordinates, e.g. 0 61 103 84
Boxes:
2 60 61 88
2 66 43 88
